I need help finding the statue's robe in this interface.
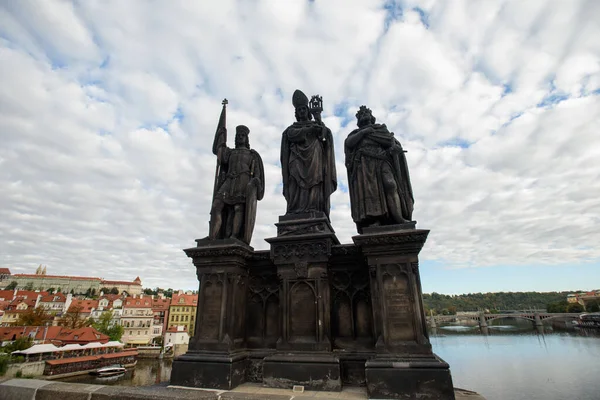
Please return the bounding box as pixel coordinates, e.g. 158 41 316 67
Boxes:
281 120 337 217
345 123 413 227
213 145 265 241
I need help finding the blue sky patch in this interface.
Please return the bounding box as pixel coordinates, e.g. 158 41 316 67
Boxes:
383 0 403 33
438 137 472 149
412 7 430 28
537 92 570 108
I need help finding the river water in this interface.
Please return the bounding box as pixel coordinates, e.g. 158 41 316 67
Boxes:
59 325 600 400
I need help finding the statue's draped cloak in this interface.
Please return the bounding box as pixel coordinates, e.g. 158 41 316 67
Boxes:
345 123 413 224
213 145 265 241
281 120 337 217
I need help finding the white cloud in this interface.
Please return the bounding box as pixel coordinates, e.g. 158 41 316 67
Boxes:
1 0 599 291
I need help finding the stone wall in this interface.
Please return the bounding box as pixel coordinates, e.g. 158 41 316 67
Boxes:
5 361 46 378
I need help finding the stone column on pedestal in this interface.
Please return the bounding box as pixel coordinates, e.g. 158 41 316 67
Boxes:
170 238 253 390
262 212 342 391
353 225 456 400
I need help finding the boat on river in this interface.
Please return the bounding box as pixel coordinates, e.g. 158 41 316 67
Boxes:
574 313 600 329
90 364 126 376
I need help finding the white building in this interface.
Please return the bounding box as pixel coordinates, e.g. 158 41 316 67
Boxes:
121 295 153 346
165 325 190 346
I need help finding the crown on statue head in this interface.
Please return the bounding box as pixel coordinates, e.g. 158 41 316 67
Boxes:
356 105 372 118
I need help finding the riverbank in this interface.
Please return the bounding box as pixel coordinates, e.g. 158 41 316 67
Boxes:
0 378 485 399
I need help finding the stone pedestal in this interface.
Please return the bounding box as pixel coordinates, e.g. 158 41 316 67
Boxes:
263 212 342 391
353 226 455 400
263 353 341 391
169 221 455 398
170 239 252 390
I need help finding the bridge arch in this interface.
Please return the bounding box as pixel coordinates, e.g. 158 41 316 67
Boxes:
485 315 536 325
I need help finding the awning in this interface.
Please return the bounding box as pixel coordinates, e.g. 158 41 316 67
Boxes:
60 344 84 351
12 344 60 355
81 342 104 349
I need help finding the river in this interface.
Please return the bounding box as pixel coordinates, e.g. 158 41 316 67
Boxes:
59 326 600 400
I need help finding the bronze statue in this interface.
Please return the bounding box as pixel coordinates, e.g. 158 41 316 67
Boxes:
344 106 414 233
280 90 337 217
208 99 265 244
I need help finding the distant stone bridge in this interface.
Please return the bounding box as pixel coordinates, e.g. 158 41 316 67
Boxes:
428 312 580 328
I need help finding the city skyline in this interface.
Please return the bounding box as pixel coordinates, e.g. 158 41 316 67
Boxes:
1 1 599 293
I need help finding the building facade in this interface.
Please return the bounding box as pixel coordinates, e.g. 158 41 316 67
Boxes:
121 295 153 346
100 277 142 296
8 267 142 296
151 295 170 339
167 292 198 337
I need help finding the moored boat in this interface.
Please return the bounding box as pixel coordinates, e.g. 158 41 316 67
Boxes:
90 364 126 376
574 313 600 329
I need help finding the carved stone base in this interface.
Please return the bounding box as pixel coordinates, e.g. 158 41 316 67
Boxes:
365 355 455 400
170 351 247 390
262 353 342 391
361 221 416 234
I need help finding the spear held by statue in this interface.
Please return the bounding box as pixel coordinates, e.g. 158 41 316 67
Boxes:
209 98 228 235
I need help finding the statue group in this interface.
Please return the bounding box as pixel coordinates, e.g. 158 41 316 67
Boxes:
175 89 455 400
208 89 415 243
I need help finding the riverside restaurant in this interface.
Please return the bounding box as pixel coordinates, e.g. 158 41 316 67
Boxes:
11 341 138 378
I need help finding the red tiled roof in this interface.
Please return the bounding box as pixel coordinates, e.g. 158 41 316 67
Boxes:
123 296 153 308
0 290 15 301
39 293 67 303
15 291 48 299
68 299 98 313
166 326 187 333
0 268 10 274
170 294 198 307
46 350 138 365
0 300 10 311
7 297 37 309
99 294 123 301
13 274 101 281
152 298 171 311
54 327 109 344
0 326 63 342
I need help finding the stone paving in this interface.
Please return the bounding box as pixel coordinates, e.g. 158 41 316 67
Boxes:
0 379 486 400
171 382 486 399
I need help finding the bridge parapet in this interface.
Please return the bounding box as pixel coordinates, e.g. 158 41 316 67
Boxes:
429 313 580 324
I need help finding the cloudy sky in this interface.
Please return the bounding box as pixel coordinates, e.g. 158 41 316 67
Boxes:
1 0 599 294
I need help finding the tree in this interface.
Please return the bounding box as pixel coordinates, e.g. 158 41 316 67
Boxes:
16 307 53 326
92 311 123 341
586 301 599 313
4 281 17 290
567 303 585 313
547 301 569 313
48 288 55 294
152 336 163 347
143 288 154 295
110 287 119 295
24 282 34 291
59 306 92 329
56 287 62 293
2 337 33 353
